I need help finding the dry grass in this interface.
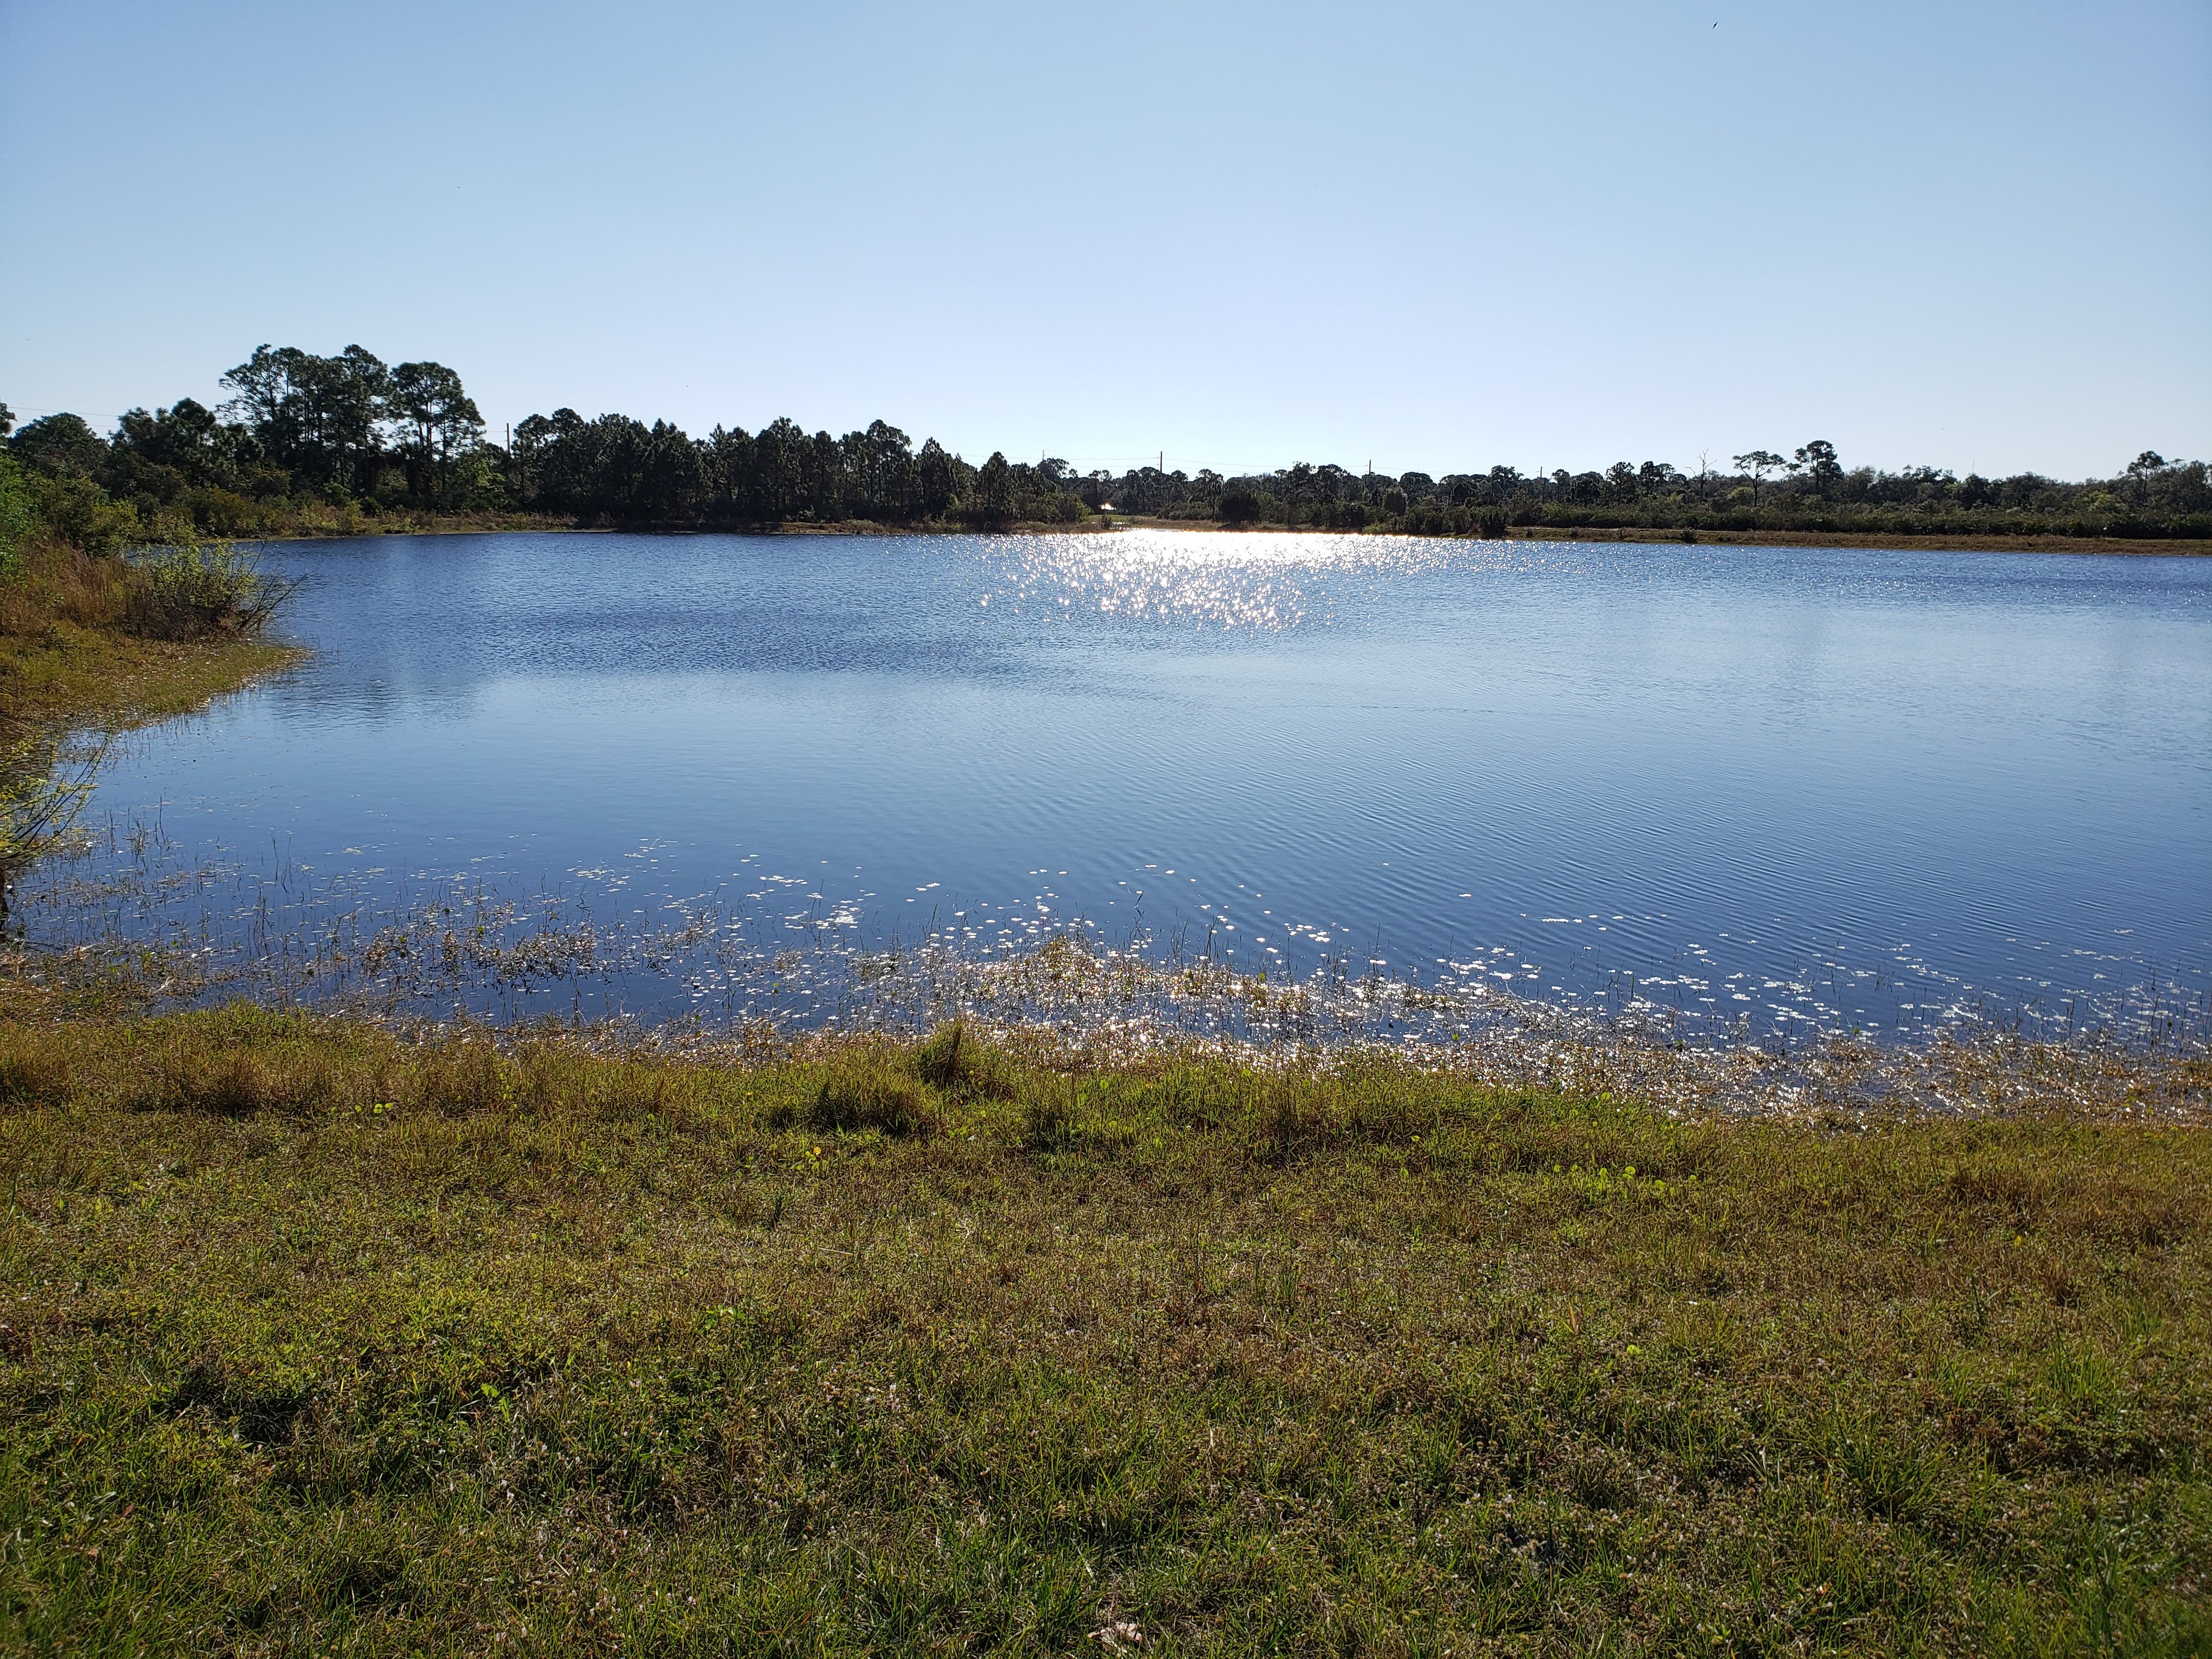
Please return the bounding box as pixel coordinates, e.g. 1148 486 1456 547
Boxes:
0 538 133 639
0 535 303 732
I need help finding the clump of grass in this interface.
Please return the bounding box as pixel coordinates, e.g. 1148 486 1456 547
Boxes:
911 1019 1013 1099
0 1004 2207 1654
1022 1082 1080 1152
0 1039 69 1104
804 1052 938 1136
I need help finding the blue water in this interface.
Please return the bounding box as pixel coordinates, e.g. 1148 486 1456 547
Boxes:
46 531 2212 1039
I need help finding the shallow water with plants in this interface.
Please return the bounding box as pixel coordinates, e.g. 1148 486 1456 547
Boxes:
25 531 2211 1051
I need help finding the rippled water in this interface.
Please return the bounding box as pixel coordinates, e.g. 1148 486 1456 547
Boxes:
31 530 2212 1044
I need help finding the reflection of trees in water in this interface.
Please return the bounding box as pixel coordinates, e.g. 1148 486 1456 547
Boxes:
0 728 109 924
266 667 485 725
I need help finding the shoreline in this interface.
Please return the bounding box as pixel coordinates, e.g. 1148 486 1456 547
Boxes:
1094 517 2212 555
235 515 2212 556
0 630 304 733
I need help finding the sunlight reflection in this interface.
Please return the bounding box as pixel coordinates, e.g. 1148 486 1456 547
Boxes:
991 529 1472 630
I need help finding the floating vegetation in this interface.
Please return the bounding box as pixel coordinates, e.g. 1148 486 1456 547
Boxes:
16 809 2207 1126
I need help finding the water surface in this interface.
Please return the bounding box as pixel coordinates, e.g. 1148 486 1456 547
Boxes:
38 531 2212 1040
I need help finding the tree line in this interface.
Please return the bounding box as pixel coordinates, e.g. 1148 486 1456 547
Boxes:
4 343 2208 557
1111 443 2210 540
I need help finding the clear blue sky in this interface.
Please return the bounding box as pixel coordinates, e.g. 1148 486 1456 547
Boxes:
2 0 2206 481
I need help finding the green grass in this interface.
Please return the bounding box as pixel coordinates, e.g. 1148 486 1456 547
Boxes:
0 624 297 732
0 1007 2206 1655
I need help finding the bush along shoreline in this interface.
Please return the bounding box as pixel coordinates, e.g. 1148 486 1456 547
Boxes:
6 354 2209 546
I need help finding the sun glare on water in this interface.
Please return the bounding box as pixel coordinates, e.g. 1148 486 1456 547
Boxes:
990 528 1472 631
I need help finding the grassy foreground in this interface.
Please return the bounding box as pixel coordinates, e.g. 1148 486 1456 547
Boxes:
0 1009 2204 1655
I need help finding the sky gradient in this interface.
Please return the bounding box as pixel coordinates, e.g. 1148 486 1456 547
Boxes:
2 0 2206 480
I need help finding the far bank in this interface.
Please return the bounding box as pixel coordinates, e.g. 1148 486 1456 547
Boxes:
222 511 2212 557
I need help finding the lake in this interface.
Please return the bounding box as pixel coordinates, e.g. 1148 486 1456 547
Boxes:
32 530 2212 1045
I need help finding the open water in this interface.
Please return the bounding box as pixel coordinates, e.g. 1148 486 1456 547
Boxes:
32 530 2212 1043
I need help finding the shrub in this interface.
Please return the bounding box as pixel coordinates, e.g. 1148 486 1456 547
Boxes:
29 472 139 555
0 454 35 582
184 487 268 537
123 539 297 640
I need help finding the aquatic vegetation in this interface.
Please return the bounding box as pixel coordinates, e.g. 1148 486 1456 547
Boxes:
0 731 106 922
13 828 2208 1128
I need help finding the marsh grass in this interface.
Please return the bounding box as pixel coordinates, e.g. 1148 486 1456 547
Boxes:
0 1005 2206 1654
0 731 109 923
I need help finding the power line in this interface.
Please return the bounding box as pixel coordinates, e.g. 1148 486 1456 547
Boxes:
1 404 132 422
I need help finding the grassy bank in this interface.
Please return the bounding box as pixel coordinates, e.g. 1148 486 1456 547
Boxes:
0 1008 2204 1654
0 538 302 732
0 625 296 732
